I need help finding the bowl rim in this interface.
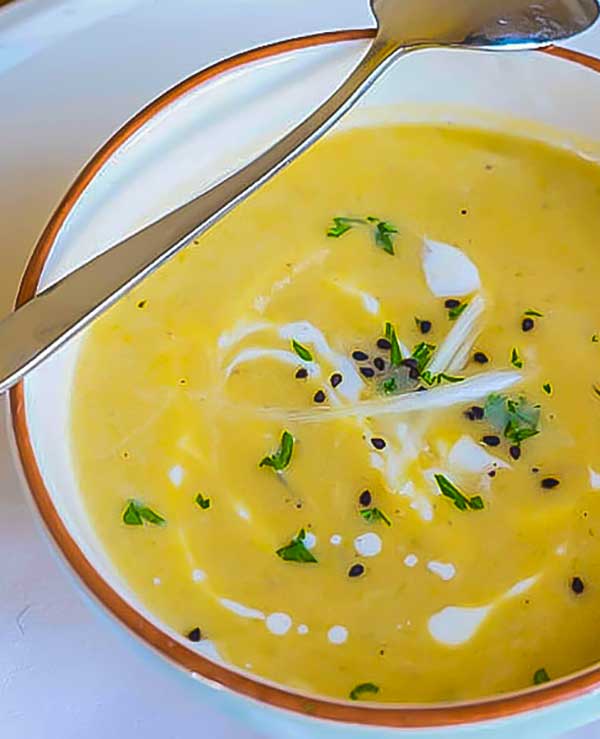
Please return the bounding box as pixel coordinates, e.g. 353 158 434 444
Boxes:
10 29 600 729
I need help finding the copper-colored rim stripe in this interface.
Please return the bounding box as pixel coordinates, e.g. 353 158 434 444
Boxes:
10 30 600 728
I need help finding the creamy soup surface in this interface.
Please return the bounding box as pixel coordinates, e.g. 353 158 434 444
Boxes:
71 122 600 702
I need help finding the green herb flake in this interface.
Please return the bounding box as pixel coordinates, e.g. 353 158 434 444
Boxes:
510 347 524 369
326 216 361 238
381 377 398 395
374 220 398 255
542 383 552 396
260 430 294 472
195 493 211 510
276 528 317 563
360 507 392 526
122 499 166 527
349 682 380 701
524 309 543 318
533 667 550 685
326 215 397 255
291 339 313 362
448 302 468 320
385 322 403 367
484 394 540 445
421 370 464 387
593 334 600 343
412 342 436 373
434 474 484 511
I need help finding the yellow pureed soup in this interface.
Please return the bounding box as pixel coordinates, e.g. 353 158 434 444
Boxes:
72 122 600 703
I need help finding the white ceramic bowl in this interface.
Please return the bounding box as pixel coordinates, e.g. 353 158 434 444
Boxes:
11 31 600 737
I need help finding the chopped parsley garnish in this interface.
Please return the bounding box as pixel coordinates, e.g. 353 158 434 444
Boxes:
533 667 550 685
291 339 313 362
260 430 294 472
524 309 543 317
434 474 484 511
484 394 540 445
542 383 552 396
195 493 211 510
326 215 397 255
381 377 398 394
360 507 392 526
276 528 317 563
385 322 403 366
420 370 464 386
326 216 363 237
372 220 398 255
510 347 523 369
593 334 600 343
349 682 380 701
122 500 166 526
412 342 436 373
448 301 468 320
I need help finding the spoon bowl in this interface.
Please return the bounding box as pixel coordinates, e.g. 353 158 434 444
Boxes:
372 0 600 49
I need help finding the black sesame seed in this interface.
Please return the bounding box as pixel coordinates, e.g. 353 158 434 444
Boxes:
445 298 460 309
401 358 419 370
348 563 365 578
360 366 375 378
187 627 202 642
373 357 386 371
541 477 560 489
419 320 432 335
359 490 372 507
522 317 535 332
460 209 468 215
509 445 521 460
352 350 369 361
330 372 343 388
313 390 326 404
467 405 484 421
371 437 386 450
377 338 391 350
295 367 308 379
571 576 585 594
482 435 501 447
137 299 147 309
532 467 540 473
488 470 497 478
473 352 489 364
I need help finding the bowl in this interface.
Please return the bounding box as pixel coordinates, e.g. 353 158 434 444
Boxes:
11 30 600 737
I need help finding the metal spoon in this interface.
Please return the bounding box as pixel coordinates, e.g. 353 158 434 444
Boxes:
1 0 597 392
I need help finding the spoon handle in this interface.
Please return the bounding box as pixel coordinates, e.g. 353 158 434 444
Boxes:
0 35 403 393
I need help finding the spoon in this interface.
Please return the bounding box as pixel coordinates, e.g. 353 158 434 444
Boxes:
0 0 597 392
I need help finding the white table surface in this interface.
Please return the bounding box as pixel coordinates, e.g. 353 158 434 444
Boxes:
2 2 600 737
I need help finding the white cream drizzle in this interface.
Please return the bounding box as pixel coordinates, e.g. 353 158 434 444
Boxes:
217 321 271 350
266 612 292 635
427 561 456 581
328 625 349 645
225 348 318 378
168 465 184 486
448 435 510 475
422 238 481 297
589 467 600 489
330 281 381 315
354 532 382 557
220 599 265 620
428 575 539 646
278 321 364 402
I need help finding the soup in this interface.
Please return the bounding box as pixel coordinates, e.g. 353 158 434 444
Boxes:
71 122 600 702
